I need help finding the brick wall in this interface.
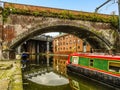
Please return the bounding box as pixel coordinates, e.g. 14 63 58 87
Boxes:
53 34 91 54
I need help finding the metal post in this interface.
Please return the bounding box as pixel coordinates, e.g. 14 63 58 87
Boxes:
117 0 120 53
118 0 120 32
46 55 49 67
17 46 21 54
36 42 39 64
46 36 50 54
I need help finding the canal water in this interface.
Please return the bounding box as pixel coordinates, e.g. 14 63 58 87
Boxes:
23 55 118 90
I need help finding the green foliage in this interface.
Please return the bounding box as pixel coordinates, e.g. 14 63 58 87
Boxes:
1 7 118 29
110 15 118 28
32 11 40 16
2 8 10 21
60 10 69 19
68 13 75 20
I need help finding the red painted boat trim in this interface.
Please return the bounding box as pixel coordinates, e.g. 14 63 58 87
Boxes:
69 53 120 61
71 64 120 77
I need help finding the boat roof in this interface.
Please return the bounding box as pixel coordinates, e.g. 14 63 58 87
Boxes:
70 53 120 61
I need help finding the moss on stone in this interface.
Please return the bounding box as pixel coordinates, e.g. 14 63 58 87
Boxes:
2 7 118 29
0 60 23 90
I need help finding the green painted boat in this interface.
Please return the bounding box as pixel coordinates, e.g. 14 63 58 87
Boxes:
67 53 120 88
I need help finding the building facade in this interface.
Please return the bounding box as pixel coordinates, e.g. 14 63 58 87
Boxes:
53 34 91 54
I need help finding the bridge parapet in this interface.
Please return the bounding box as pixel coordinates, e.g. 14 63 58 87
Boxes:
3 2 118 29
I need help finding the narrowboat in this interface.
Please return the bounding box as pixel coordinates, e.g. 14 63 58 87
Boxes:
66 53 120 88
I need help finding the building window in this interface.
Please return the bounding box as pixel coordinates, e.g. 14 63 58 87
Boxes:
63 42 65 45
78 40 80 43
69 40 72 44
74 40 76 43
66 48 68 50
56 40 58 45
78 46 80 49
63 37 65 40
72 56 79 64
90 60 94 66
58 42 60 46
109 62 120 72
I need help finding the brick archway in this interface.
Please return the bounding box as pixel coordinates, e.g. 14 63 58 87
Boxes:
9 20 113 50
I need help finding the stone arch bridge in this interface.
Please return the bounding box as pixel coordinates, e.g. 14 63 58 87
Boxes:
0 2 120 59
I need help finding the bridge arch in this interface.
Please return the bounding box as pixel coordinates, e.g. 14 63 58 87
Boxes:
9 19 112 50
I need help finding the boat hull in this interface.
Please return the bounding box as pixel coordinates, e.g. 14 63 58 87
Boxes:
67 64 120 88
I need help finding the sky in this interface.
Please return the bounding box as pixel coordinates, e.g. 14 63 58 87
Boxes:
1 0 118 36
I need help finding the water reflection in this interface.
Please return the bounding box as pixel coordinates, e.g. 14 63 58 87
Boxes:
68 73 117 90
23 55 71 90
53 56 68 76
23 55 118 90
28 72 69 86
